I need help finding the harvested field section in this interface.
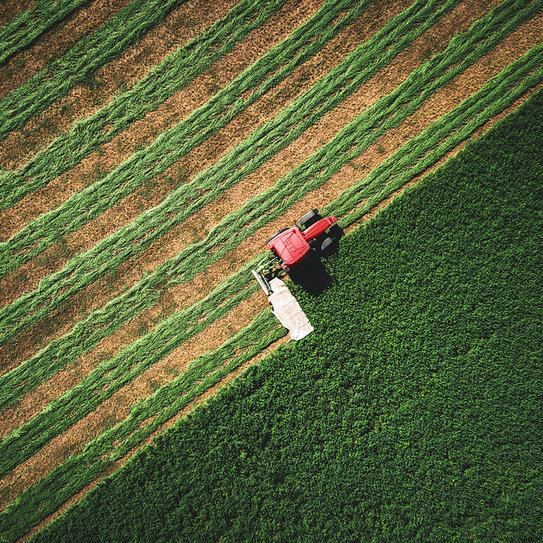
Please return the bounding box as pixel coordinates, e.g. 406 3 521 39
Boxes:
0 0 326 302
0 0 132 99
0 0 237 169
0 1 542 541
0 0 323 240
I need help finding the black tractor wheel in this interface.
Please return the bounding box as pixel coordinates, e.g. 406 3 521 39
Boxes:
320 236 335 253
298 209 319 228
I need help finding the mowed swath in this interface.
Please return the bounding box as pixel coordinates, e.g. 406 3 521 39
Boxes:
1 0 543 541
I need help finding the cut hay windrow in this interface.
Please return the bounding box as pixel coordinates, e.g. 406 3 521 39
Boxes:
0 0 435 274
0 0 463 345
0 0 89 65
0 0 536 398
0 0 190 142
0 0 297 211
2 15 542 473
0 311 286 542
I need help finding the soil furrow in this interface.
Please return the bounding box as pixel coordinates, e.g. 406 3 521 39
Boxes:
15 332 290 543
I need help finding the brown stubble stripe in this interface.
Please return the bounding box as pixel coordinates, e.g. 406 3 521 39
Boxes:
0 0 132 99
0 0 238 170
0 0 523 439
0 0 393 365
0 1 36 28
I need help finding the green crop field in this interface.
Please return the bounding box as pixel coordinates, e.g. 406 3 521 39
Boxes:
0 0 542 540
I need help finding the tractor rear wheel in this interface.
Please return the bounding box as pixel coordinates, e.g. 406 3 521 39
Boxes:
298 209 319 228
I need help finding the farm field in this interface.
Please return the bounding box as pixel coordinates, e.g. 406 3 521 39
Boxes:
21 81 543 542
0 0 542 540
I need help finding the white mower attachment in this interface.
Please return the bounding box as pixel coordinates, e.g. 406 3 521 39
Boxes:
252 269 313 341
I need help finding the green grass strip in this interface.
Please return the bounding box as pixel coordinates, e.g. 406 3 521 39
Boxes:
0 0 298 210
1 3 540 469
0 0 89 65
0 0 379 271
0 0 460 347
0 0 188 142
0 311 286 543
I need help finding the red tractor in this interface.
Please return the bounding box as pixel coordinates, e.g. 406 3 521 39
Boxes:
252 209 337 295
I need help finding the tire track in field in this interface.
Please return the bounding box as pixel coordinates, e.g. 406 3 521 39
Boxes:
0 0 507 447
0 0 394 367
0 0 131 99
0 0 237 170
0 0 327 296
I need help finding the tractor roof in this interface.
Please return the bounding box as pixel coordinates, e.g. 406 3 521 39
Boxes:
267 227 310 266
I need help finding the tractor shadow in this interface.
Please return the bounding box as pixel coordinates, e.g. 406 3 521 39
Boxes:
288 223 344 297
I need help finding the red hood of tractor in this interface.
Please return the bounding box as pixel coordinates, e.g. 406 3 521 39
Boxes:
267 227 310 266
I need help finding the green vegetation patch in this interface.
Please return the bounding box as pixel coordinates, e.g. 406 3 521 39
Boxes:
26 87 543 542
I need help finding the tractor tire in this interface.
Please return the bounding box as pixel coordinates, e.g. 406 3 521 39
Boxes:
320 236 334 253
298 209 319 228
